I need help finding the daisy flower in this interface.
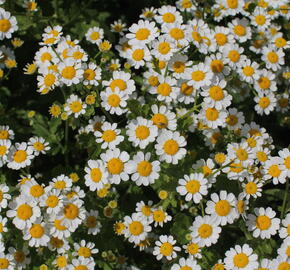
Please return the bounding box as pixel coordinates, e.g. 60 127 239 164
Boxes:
40 187 64 215
270 256 290 270
84 210 102 235
126 117 158 149
185 62 214 89
58 58 84 86
34 46 57 67
256 258 272 270
100 88 128 115
222 44 246 69
264 156 287 184
201 79 231 110
110 19 127 35
140 7 157 20
155 5 183 25
176 80 196 104
200 105 228 129
246 207 280 239
21 179 45 203
0 8 18 40
149 75 178 103
7 142 34 170
0 216 8 238
171 257 201 270
150 104 177 130
28 136 50 156
190 215 221 247
151 35 177 61
227 142 255 167
53 254 68 270
48 237 70 254
73 240 99 259
82 62 101 86
49 216 71 239
255 69 277 94
37 69 59 92
0 184 10 210
0 253 14 270
0 125 14 140
155 130 187 164
85 26 104 44
262 46 285 71
242 178 263 199
50 174 72 191
152 207 172 227
153 235 181 261
23 219 50 247
213 26 234 50
125 45 151 69
162 23 188 47
279 148 290 177
8 247 30 270
169 54 192 80
102 70 136 96
100 148 130 184
251 7 271 31
183 241 202 260
176 0 196 12
126 19 159 46
94 122 124 149
277 238 290 260
176 173 208 203
237 59 260 84
123 213 152 245
127 152 160 186
84 159 108 191
276 93 289 113
135 201 153 222
224 244 258 270
205 190 239 226
228 18 251 43
68 257 95 270
60 198 86 231
64 94 87 118
205 53 231 81
225 108 245 130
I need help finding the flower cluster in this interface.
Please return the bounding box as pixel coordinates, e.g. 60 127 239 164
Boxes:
0 0 289 269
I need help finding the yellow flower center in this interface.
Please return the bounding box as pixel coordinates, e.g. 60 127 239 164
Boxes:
54 180 66 190
230 162 243 173
151 113 168 129
198 224 213 238
181 0 192 8
256 151 268 162
275 37 286 48
245 182 257 194
158 42 171 54
129 221 144 235
169 28 184 40
72 51 83 60
258 77 270 89
162 13 175 23
135 28 150 41
54 219 67 231
226 115 238 126
90 167 103 183
205 108 219 121
30 224 44 238
180 267 192 270
211 60 224 73
187 242 199 254
259 97 270 109
209 86 224 101
227 0 238 8
70 101 82 113
107 158 124 174
269 164 281 177
255 15 266 26
191 70 205 81
86 216 97 228
157 83 172 96
228 50 240 62
46 195 59 208
84 69 95 81
135 125 150 140
159 242 173 256
30 185 44 198
277 262 290 270
243 66 254 76
267 52 278 63
284 156 290 170
256 215 271 230
234 25 246 36
75 266 88 270
40 53 52 63
185 180 200 194
173 61 185 73
153 210 165 222
102 130 116 142
90 32 100 40
247 137 257 148
237 200 245 214
215 33 227 46
215 200 231 216
108 94 121 107
0 146 7 156
13 150 27 163
43 73 56 87
180 82 193 96
78 247 91 258
17 204 33 220
110 79 127 91
64 203 79 219
56 256 67 268
0 130 8 140
33 142 45 152
213 263 225 270
0 19 11 32
233 253 249 268
61 66 76 79
132 49 144 61
236 148 248 161
192 31 202 42
137 161 152 176
148 75 159 86
163 139 179 155
14 251 25 263
0 258 9 269
214 153 226 164
141 205 151 216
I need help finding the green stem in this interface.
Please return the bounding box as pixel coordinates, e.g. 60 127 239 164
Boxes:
281 178 289 219
200 200 205 217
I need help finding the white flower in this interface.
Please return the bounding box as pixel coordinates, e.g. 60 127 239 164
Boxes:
28 136 50 156
0 140 11 167
84 210 102 235
171 257 201 270
176 173 208 203
85 27 104 44
58 58 84 86
7 142 34 170
0 8 18 40
150 104 177 131
64 94 87 118
100 88 128 115
246 207 280 239
153 235 181 260
82 62 101 86
73 240 99 259
23 219 50 247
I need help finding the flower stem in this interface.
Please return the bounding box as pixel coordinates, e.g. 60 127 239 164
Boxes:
281 178 289 219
